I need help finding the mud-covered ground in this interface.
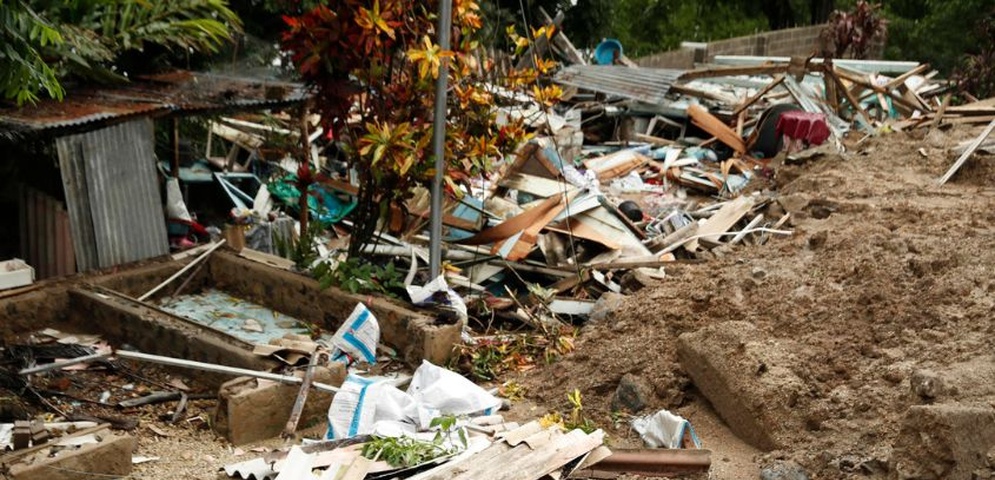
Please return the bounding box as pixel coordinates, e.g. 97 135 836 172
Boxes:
516 125 995 479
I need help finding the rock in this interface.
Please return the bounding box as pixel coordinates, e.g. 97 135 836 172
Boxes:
619 269 657 293
751 267 768 280
611 373 654 413
807 231 828 249
760 460 809 480
589 292 626 325
910 369 944 400
677 321 808 451
890 405 995 480
777 194 809 215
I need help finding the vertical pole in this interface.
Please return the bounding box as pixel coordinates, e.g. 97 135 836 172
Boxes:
172 118 181 178
429 0 453 279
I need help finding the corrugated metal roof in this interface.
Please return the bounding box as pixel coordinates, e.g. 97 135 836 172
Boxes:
0 71 308 138
554 65 684 105
55 118 169 271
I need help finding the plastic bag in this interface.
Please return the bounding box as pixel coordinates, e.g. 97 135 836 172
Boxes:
165 177 192 221
329 303 380 365
407 360 502 417
631 409 701 449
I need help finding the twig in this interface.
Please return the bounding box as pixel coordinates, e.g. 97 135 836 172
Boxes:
171 393 189 424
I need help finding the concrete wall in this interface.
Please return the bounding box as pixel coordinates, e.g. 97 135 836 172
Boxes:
637 24 886 69
206 252 462 366
1 249 461 374
0 260 182 340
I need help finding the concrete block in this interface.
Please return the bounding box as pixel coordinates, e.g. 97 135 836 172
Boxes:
677 321 808 451
890 405 995 480
214 363 346 445
9 430 136 480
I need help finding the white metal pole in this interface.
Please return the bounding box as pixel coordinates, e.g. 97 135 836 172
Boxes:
429 0 454 279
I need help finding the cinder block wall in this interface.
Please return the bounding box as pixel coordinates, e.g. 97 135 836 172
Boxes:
636 24 886 69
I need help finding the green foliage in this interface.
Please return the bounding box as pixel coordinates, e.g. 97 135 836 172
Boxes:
274 219 326 270
449 326 576 381
0 1 66 104
539 388 599 433
281 0 537 259
820 1 886 59
884 0 993 73
313 257 405 296
1 0 242 105
953 8 995 99
360 415 466 468
361 435 452 468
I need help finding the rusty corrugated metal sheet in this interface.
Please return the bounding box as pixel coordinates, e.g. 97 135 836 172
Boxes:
55 118 168 272
554 65 684 104
20 188 76 279
0 71 308 137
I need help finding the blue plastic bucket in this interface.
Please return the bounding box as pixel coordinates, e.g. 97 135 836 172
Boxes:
594 39 624 65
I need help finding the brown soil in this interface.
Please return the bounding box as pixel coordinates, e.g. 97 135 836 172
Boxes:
515 124 995 479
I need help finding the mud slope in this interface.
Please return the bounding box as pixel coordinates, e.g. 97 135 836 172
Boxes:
517 125 995 479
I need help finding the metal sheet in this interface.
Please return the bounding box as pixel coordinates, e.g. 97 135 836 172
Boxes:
555 65 684 104
56 119 168 271
0 71 308 137
20 188 76 279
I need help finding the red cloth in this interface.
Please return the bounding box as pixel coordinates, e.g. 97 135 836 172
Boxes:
775 111 830 146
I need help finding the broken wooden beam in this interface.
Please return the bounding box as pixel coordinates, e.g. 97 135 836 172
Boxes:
938 118 995 185
687 104 746 155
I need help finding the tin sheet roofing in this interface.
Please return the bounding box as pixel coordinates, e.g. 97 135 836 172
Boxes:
554 65 684 105
0 71 308 138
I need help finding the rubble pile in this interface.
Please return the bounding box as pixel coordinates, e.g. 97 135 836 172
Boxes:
4 14 995 480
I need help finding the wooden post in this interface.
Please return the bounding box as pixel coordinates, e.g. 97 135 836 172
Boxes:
298 106 311 241
282 350 322 439
172 118 181 178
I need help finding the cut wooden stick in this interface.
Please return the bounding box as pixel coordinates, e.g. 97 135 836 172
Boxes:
687 104 746 154
929 94 952 131
938 118 995 185
282 351 323 439
732 75 785 116
138 240 226 301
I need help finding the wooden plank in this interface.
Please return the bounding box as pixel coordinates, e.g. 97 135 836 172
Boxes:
575 209 653 258
546 218 623 250
883 63 930 90
500 173 568 198
687 104 746 154
731 75 785 116
828 69 875 128
539 7 585 65
630 133 675 146
836 68 926 114
686 195 756 251
729 214 764 245
502 192 574 261
938 118 995 185
929 93 952 130
679 64 789 81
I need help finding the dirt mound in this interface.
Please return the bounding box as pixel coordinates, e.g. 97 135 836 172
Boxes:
515 124 995 479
